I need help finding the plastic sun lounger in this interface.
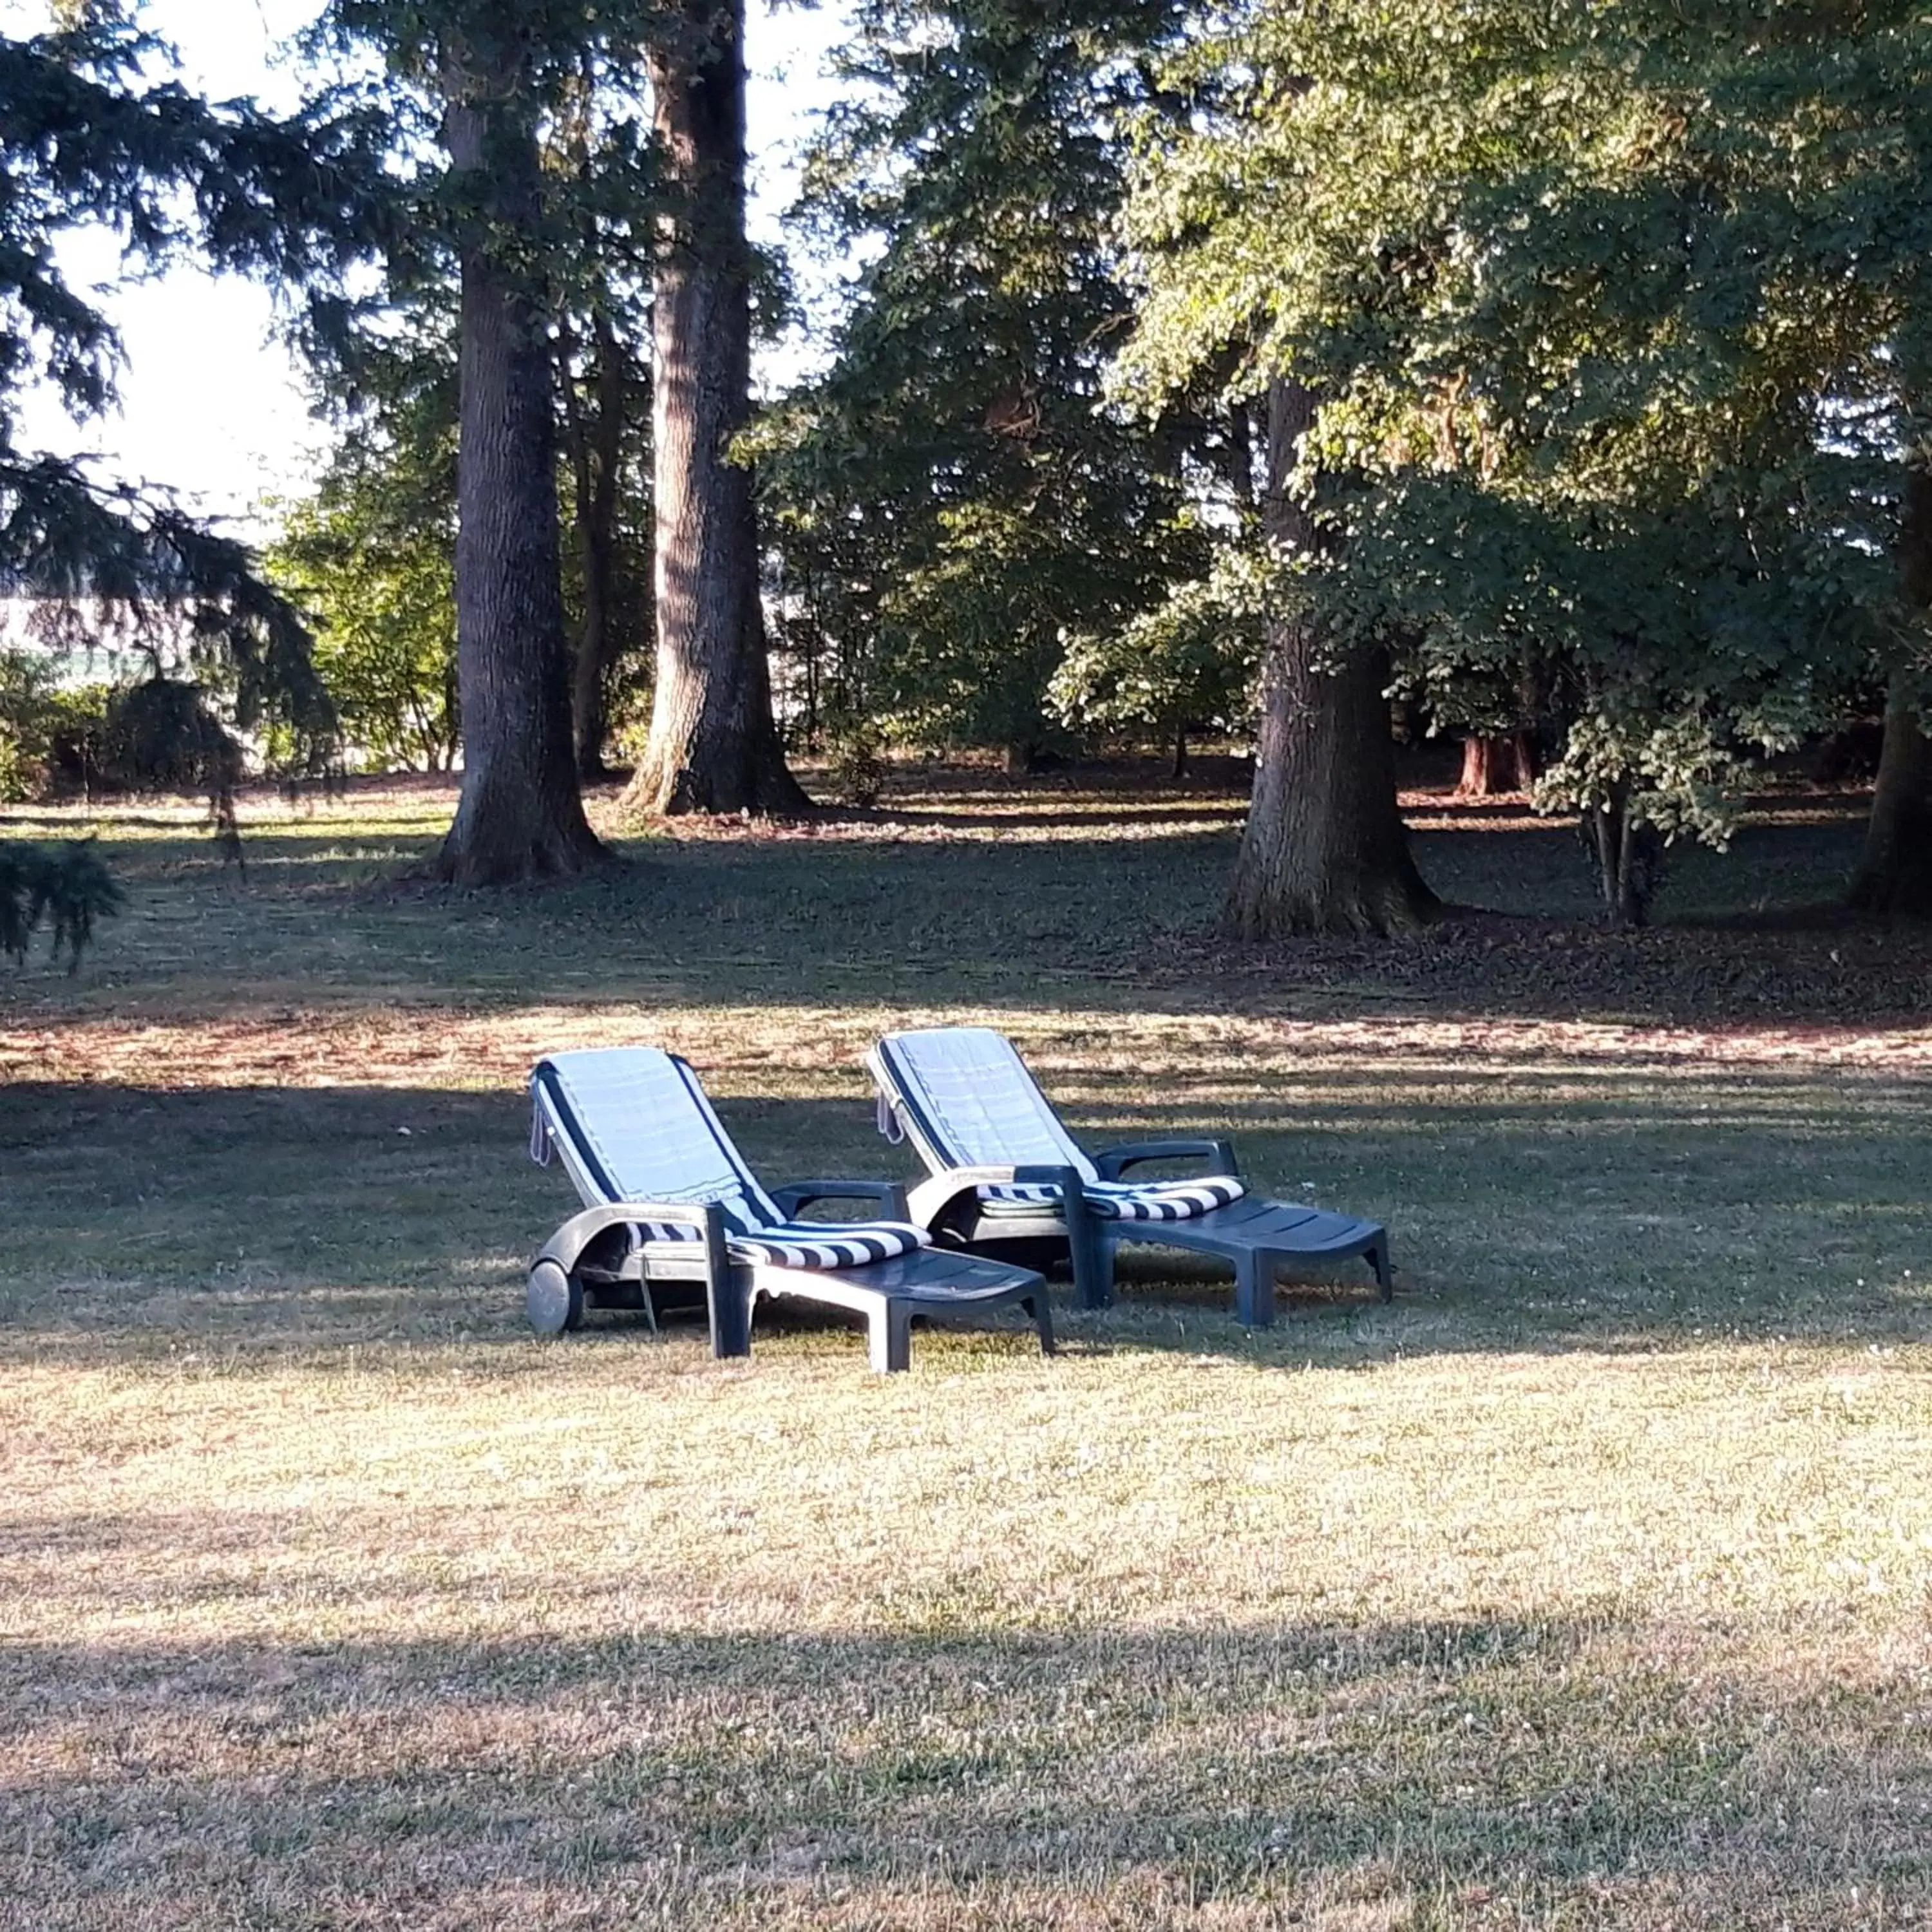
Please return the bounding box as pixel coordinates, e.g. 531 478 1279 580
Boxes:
524 1045 1055 1373
866 1027 1391 1326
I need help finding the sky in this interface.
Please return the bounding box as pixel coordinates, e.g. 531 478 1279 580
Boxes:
7 0 851 534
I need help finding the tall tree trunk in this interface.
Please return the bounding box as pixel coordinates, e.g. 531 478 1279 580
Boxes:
1225 379 1435 938
1849 465 1932 913
435 46 605 886
565 310 629 782
624 0 807 816
1848 679 1932 914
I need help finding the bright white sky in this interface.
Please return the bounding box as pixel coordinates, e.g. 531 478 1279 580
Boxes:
6 0 850 533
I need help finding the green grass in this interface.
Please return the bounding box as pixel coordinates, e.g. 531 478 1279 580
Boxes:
3 764 1930 1929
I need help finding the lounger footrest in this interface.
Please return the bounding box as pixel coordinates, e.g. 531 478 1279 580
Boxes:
749 1247 1054 1372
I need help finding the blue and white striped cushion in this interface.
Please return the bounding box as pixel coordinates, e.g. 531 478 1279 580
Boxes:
870 1028 1244 1224
730 1220 927 1268
580 1218 929 1267
870 1028 1095 1175
980 1175 1246 1222
529 1046 929 1273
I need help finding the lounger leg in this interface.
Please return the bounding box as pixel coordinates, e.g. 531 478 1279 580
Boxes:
869 1303 912 1374
710 1270 753 1359
1233 1249 1276 1329
1368 1238 1393 1302
1028 1289 1056 1357
1069 1219 1113 1310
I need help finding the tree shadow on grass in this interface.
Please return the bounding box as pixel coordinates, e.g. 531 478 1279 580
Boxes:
3 1079 1926 1370
10 797 1925 1028
0 1615 1924 1927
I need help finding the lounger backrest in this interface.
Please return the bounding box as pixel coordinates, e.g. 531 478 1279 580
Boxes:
531 1046 781 1234
869 1028 1097 1183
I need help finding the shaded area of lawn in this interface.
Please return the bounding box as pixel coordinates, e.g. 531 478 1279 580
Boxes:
4 1072 1926 1367
6 1618 1927 1929
3 761 1919 1026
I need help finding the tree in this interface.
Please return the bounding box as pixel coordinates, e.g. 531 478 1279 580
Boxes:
282 55 656 791
1850 463 1932 914
1227 381 1435 935
325 3 623 880
269 323 460 772
1122 0 1931 928
623 0 806 815
761 0 1204 772
1118 23 1438 934
0 10 376 778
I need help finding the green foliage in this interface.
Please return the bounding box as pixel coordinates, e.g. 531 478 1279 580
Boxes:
0 12 384 783
824 711 888 808
0 839 122 971
271 484 458 774
759 0 1208 757
1050 552 1264 743
0 650 109 802
1118 0 1932 916
269 327 460 773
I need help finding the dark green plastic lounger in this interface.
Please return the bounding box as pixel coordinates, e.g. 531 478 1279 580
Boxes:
527 1045 1054 1372
867 1027 1390 1326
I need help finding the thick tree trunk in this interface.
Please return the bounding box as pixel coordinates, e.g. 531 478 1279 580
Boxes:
1848 681 1932 914
1225 379 1435 938
1849 465 1932 913
434 52 605 886
1455 730 1537 798
624 0 807 816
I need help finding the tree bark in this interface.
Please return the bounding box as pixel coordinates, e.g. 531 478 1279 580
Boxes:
1455 730 1537 798
1224 379 1435 938
1849 464 1932 913
623 0 808 816
564 309 630 782
1848 679 1932 914
434 43 605 885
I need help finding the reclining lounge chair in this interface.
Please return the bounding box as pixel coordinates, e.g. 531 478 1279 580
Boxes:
527 1046 1055 1372
867 1027 1390 1326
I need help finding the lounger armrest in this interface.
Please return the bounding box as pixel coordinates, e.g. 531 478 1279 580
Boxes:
905 1163 1083 1230
769 1178 913 1222
535 1199 746 1358
536 1198 730 1272
1092 1138 1239 1181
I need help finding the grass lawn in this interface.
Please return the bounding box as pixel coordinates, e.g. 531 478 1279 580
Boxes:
3 762 1930 1929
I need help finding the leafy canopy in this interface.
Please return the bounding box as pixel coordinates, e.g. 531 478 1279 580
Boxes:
1120 0 1932 853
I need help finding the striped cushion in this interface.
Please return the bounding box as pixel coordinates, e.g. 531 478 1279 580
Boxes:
870 1027 1245 1224
531 1048 781 1233
574 1218 928 1267
730 1220 927 1269
980 1175 1247 1222
869 1028 1096 1180
529 1046 929 1273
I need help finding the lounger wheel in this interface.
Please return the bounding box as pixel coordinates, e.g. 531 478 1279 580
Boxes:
527 1258 584 1336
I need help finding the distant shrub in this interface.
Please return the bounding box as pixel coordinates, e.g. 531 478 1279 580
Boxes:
826 715 887 808
0 650 111 802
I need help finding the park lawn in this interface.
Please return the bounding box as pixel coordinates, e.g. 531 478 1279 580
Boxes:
3 766 1930 1930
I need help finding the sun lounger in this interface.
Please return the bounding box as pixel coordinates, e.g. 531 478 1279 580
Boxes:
526 1045 1054 1371
867 1027 1390 1325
